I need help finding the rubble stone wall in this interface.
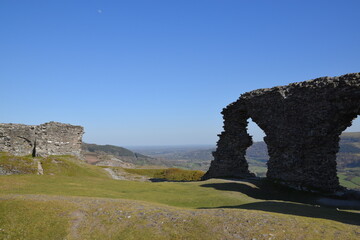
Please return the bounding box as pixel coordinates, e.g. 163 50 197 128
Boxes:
203 73 360 192
0 122 84 157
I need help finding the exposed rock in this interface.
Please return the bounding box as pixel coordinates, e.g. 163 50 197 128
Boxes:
203 72 360 192
0 121 84 157
94 157 135 168
103 167 151 182
0 166 12 175
0 165 22 175
103 168 126 180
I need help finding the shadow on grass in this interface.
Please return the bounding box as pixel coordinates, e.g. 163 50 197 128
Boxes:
207 201 360 226
149 178 167 182
149 178 202 182
200 179 360 226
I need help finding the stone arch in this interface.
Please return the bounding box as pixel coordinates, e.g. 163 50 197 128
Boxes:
203 73 360 192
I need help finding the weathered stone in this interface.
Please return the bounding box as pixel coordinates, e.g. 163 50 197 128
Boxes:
203 72 360 192
0 121 84 157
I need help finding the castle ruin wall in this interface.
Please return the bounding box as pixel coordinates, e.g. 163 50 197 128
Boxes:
203 73 360 192
0 121 84 157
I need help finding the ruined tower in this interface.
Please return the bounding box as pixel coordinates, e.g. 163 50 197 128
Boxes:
203 73 360 192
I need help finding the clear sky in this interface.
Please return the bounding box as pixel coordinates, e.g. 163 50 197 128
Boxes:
1 0 359 146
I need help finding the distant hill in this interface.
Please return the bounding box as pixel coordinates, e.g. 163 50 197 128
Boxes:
82 133 360 189
133 132 360 175
82 143 149 159
338 132 360 168
81 143 168 167
164 132 360 167
81 143 203 169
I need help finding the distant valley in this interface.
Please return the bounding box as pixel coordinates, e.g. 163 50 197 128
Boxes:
86 132 360 190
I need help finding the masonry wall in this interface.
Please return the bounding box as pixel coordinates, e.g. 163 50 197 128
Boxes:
203 73 360 192
0 122 84 157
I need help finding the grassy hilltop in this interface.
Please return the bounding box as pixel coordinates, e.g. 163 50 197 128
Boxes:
1 152 360 239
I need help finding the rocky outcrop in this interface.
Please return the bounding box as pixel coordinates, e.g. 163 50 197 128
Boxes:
203 73 360 192
0 122 84 157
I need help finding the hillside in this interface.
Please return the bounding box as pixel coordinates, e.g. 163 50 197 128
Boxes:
83 143 149 159
151 133 360 168
82 143 213 170
84 133 360 190
0 153 360 239
80 135 360 191
338 132 360 168
82 143 169 168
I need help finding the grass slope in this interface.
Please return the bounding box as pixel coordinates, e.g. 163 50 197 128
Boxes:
1 154 360 239
1 194 359 240
123 168 205 181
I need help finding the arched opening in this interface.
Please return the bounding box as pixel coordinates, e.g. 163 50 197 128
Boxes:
337 116 360 190
246 118 269 177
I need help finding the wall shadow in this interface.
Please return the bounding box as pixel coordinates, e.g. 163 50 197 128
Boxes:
201 179 323 204
205 201 360 226
200 180 360 226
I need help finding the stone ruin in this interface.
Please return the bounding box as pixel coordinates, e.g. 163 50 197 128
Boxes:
0 121 84 157
203 72 360 192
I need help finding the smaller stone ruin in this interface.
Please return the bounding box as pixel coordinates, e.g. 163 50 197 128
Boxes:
0 121 84 157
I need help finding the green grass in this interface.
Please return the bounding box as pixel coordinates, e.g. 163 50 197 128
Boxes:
1 154 235 208
122 168 163 177
338 172 360 190
1 154 360 239
5 195 357 240
123 167 205 181
0 152 37 174
0 199 74 239
40 155 109 178
1 177 359 240
352 176 360 185
0 175 253 208
249 165 267 177
0 152 109 178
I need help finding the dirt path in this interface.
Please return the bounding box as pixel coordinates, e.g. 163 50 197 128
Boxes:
104 167 150 181
104 168 126 180
36 160 43 175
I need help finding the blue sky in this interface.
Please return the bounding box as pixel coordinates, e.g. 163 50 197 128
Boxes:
1 0 359 146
